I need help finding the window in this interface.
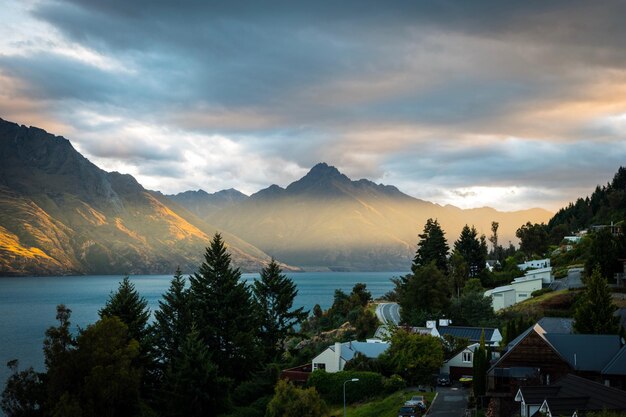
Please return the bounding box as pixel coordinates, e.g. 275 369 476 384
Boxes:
462 352 472 363
494 293 503 297
312 363 326 371
519 293 528 298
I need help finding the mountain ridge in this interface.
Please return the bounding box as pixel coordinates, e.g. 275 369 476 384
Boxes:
0 118 285 276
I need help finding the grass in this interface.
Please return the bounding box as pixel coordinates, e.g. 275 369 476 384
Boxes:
503 289 581 317
326 390 436 417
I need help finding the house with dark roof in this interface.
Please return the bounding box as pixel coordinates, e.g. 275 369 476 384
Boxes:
489 324 623 394
436 325 502 346
515 374 626 417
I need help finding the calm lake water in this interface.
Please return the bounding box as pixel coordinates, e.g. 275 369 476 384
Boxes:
0 271 403 389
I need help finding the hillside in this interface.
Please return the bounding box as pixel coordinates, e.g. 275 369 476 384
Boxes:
191 163 552 271
0 118 280 275
549 166 626 233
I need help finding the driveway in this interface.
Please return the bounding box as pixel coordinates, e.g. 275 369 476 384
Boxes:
428 386 468 417
552 267 584 290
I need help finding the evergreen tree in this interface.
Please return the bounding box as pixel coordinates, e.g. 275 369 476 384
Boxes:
99 277 150 344
153 268 192 367
412 218 449 273
164 329 229 417
454 225 488 277
574 266 619 334
472 330 487 398
189 233 260 382
252 259 307 362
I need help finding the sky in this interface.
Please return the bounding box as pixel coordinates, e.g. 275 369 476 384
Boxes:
1 1 626 212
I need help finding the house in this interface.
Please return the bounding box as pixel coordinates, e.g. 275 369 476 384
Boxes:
515 374 626 417
487 322 625 417
441 343 479 380
484 275 543 311
517 259 551 270
311 340 390 373
436 324 503 347
441 343 501 380
488 323 624 395
523 267 553 284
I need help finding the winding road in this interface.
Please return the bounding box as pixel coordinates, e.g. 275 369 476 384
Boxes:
375 302 401 325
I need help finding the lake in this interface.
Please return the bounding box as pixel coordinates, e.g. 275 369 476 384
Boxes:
0 271 403 389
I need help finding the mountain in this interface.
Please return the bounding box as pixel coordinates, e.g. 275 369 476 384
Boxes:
166 188 248 219
0 118 284 276
194 163 552 271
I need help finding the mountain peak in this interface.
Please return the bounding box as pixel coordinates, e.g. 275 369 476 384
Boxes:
307 162 343 178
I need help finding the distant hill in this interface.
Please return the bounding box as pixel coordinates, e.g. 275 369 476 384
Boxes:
182 163 553 271
0 118 282 276
166 188 248 219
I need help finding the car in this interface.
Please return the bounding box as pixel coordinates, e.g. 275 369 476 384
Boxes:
404 395 427 409
398 406 422 417
437 372 451 386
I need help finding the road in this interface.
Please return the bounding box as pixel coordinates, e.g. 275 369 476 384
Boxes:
376 302 401 325
428 386 468 417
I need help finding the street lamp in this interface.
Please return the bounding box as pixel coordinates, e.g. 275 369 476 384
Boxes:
343 378 359 417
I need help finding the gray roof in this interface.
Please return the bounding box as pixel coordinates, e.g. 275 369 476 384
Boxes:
545 334 622 372
536 317 574 334
437 326 496 343
602 345 626 375
330 341 390 361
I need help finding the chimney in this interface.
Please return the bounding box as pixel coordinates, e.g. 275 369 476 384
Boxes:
335 342 342 371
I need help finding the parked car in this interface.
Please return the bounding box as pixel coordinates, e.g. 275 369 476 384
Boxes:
438 372 451 386
398 406 421 417
404 395 426 409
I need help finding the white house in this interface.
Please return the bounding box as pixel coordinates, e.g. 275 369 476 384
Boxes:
311 340 390 373
441 343 479 379
517 259 551 270
523 267 553 284
485 275 543 311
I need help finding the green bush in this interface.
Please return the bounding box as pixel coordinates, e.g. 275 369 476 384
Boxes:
306 370 384 404
382 374 406 394
531 288 553 297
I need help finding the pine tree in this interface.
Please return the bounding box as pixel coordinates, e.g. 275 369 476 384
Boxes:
472 330 487 398
153 268 192 366
99 277 150 344
454 225 488 277
164 329 229 417
574 266 619 334
252 259 307 362
189 233 260 382
413 218 449 273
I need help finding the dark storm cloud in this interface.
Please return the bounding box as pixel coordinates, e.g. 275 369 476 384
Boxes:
2 0 626 208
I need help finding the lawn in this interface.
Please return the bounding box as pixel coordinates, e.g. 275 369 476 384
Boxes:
326 389 436 417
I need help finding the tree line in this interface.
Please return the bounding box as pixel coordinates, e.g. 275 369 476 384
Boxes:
2 234 307 417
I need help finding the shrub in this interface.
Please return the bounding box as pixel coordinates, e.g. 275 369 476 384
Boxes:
306 370 383 404
531 288 553 297
382 374 406 394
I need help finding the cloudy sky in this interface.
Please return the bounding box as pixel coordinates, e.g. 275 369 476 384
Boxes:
2 0 626 211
